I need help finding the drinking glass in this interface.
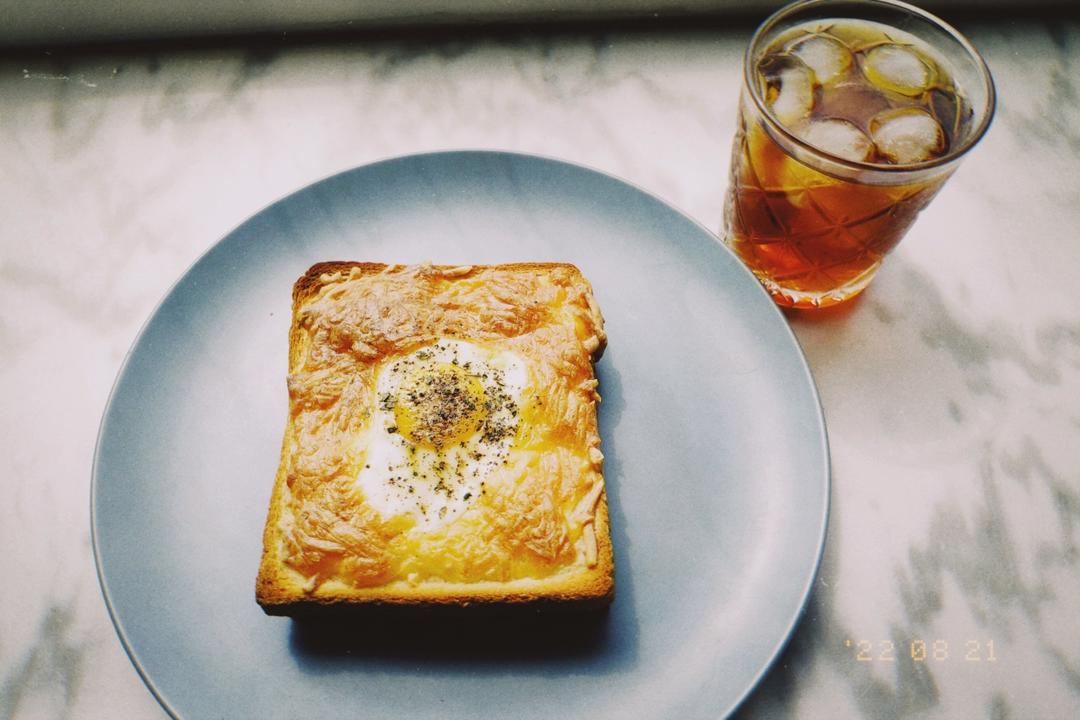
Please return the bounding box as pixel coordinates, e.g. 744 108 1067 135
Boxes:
723 0 995 308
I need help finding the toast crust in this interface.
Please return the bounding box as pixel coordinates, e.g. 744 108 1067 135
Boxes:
256 262 612 614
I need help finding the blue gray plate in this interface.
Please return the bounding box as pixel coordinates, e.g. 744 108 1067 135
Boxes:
92 151 829 719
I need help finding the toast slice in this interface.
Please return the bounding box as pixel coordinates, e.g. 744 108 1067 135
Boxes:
256 262 613 615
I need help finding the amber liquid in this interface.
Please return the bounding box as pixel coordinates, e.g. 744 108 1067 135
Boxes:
724 20 971 308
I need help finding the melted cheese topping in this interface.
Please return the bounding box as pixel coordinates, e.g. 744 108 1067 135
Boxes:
278 264 606 589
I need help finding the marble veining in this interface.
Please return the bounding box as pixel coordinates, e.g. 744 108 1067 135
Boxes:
2 12 1079 720
1 604 89 720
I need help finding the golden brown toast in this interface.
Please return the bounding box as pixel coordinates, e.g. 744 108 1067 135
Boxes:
256 262 613 615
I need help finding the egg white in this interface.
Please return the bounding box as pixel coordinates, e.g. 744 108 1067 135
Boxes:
354 339 527 530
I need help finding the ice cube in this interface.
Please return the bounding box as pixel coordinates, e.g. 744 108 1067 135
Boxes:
795 118 875 163
862 44 934 97
788 34 853 85
757 54 817 126
870 108 945 164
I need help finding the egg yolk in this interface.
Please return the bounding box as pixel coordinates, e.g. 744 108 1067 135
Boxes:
393 363 487 449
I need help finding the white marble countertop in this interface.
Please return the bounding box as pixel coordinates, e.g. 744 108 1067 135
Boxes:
2 11 1079 719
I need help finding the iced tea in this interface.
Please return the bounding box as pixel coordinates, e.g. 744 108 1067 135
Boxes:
724 5 993 308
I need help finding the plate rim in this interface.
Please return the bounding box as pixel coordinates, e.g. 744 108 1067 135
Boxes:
90 149 831 720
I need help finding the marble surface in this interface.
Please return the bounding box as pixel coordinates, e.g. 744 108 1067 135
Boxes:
2 11 1079 720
